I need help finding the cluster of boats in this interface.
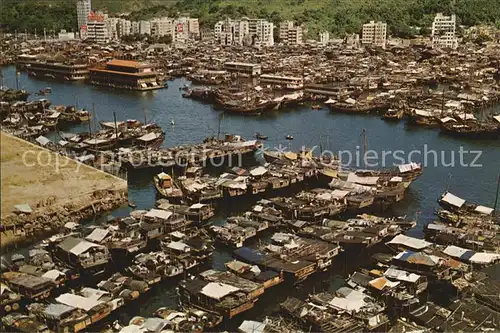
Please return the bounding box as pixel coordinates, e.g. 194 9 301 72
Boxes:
1 98 92 139
60 121 165 152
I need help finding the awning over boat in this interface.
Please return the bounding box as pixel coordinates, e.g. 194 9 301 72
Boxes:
137 132 160 142
145 209 173 220
456 113 476 121
387 234 432 250
151 82 158 86
475 205 494 215
141 83 147 88
347 173 379 185
493 115 500 124
384 267 421 283
440 192 465 208
444 245 500 264
47 111 61 119
76 154 95 162
84 138 110 145
200 282 239 300
250 166 267 176
413 109 433 117
35 135 51 146
56 293 103 311
85 228 110 243
439 117 456 123
239 320 266 333
324 98 337 104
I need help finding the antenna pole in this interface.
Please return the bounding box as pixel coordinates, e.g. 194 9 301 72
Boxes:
494 174 500 215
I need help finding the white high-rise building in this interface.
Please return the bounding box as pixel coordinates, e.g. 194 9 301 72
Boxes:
106 17 119 40
188 18 200 38
131 21 140 35
431 13 458 49
139 21 151 35
150 17 173 37
86 11 108 43
280 21 303 45
361 21 387 48
117 19 131 38
214 17 274 47
77 0 92 32
319 31 330 45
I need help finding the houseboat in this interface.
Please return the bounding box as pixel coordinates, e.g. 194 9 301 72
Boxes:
54 237 109 271
2 272 55 301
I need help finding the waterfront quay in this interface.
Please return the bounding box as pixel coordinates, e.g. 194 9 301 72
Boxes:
0 131 128 249
1 40 500 332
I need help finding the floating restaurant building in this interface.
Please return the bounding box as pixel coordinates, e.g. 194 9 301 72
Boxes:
17 55 89 81
88 59 163 91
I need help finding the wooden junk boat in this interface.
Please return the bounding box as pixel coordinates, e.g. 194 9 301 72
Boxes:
382 108 405 121
440 120 499 139
154 172 184 202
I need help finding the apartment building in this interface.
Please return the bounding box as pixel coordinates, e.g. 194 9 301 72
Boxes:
85 11 108 44
77 0 91 31
139 21 151 35
319 31 330 45
431 13 458 49
106 17 119 40
214 17 274 47
150 17 173 37
280 21 303 45
361 21 387 48
117 19 132 38
131 21 140 35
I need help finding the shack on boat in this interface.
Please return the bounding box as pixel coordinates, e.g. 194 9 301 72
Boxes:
28 302 91 333
2 272 55 301
2 313 50 333
178 278 259 319
55 237 109 270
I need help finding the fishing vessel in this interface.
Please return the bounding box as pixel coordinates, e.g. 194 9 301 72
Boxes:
154 172 184 202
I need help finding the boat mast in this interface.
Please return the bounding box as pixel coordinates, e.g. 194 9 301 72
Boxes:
15 70 20 90
494 174 500 216
92 102 97 133
217 112 223 140
440 86 446 117
143 107 147 125
113 111 119 147
89 103 94 136
361 128 368 168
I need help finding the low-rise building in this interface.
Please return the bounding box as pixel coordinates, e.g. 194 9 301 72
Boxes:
58 30 75 41
224 62 262 76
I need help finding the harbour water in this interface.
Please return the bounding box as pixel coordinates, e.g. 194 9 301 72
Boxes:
2 65 500 326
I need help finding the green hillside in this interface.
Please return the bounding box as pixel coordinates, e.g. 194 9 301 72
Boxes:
1 0 499 37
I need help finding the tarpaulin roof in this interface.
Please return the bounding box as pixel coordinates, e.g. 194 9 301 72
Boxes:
387 234 432 250
440 192 465 208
